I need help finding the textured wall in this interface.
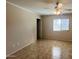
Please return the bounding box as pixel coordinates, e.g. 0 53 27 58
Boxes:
41 14 72 41
6 2 39 56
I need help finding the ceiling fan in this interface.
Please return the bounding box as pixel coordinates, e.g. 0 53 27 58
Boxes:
47 0 72 15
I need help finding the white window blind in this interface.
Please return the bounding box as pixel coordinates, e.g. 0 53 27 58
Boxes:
53 19 69 31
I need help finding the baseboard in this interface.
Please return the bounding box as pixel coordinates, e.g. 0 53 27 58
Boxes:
40 38 72 42
6 40 36 57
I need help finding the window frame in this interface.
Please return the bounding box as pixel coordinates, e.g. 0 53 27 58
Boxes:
53 18 69 31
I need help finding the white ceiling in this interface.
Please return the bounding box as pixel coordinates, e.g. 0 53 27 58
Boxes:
7 0 72 15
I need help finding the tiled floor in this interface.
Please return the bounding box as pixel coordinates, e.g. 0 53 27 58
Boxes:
7 39 72 59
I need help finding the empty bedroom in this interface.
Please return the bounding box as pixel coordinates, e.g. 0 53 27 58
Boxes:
6 0 72 59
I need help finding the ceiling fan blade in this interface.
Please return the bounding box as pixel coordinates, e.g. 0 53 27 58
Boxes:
64 9 72 11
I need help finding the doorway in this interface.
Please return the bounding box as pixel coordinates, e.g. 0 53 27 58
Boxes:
37 18 40 39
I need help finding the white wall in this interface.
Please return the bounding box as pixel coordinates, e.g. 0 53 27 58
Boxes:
6 2 39 56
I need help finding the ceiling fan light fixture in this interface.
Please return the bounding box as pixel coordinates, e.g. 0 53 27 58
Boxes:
57 3 63 8
54 8 62 15
54 2 63 15
54 10 61 15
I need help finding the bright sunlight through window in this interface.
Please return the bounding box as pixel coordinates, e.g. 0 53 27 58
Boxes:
53 19 69 31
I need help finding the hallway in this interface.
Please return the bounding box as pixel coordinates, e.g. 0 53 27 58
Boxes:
7 39 72 59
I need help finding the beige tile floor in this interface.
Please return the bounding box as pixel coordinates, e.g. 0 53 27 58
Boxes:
7 39 72 59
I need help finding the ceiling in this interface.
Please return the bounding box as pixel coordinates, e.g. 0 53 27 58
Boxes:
7 0 72 15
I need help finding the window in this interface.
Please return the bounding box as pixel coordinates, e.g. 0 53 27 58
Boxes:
53 19 69 31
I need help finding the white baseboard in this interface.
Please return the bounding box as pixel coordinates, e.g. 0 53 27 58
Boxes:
6 40 36 57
